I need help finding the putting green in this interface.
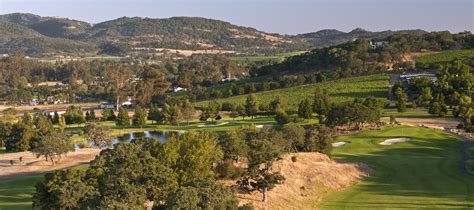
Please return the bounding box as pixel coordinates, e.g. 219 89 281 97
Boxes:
319 126 474 209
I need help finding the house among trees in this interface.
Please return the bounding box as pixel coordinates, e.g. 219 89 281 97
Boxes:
369 40 388 49
43 108 68 116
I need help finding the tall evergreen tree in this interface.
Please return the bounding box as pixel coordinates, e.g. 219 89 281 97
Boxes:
245 94 259 119
116 107 130 127
132 106 147 128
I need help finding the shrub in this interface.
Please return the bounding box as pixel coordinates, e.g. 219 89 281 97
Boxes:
238 203 255 210
291 156 297 162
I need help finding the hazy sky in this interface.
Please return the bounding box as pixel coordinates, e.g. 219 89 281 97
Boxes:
0 0 472 34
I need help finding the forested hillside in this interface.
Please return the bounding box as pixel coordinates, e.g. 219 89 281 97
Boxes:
0 13 463 56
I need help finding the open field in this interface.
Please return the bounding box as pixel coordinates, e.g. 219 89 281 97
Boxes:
319 126 474 209
196 74 389 111
413 49 474 68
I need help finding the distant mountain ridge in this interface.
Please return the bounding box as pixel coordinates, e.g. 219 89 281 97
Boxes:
0 13 431 56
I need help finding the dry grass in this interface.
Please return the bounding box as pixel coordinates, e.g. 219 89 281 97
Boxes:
233 152 370 209
0 148 100 181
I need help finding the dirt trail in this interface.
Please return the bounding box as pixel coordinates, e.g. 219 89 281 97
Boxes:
0 148 100 181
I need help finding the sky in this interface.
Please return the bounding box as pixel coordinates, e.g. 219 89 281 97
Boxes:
0 0 472 35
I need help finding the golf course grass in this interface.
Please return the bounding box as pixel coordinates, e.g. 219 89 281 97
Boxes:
1 125 472 209
320 126 474 209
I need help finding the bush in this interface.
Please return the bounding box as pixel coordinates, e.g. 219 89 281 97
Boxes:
215 161 245 179
238 203 255 210
291 156 297 162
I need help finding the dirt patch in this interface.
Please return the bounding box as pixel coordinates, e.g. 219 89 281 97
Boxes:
235 153 370 209
0 148 100 181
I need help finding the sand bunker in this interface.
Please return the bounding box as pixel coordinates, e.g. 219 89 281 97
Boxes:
332 141 349 147
379 138 411 145
196 122 229 127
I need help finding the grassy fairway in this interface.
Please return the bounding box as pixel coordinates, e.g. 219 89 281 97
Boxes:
196 74 389 111
320 126 474 209
0 175 43 210
0 165 89 210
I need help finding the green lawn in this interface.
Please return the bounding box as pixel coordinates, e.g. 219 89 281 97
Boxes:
196 74 389 111
0 164 89 210
319 126 474 209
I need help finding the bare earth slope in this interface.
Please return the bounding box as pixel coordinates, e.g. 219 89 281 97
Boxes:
238 152 370 209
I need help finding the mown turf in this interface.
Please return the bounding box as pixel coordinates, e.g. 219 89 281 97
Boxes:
196 74 389 111
0 174 43 210
0 165 89 210
319 126 474 209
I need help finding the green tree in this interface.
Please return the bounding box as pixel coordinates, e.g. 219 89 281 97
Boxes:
207 100 221 121
181 100 196 125
0 122 13 148
166 132 224 183
21 112 33 125
148 103 164 124
64 106 85 125
245 94 259 119
313 88 331 117
53 111 60 124
33 169 98 209
394 87 407 113
116 107 130 127
58 115 67 132
219 130 248 162
229 105 240 120
298 98 313 119
164 104 182 125
5 123 34 152
84 123 112 149
304 125 334 155
282 123 306 152
238 129 285 202
269 95 287 112
132 106 147 128
101 108 116 121
274 109 290 126
31 131 74 165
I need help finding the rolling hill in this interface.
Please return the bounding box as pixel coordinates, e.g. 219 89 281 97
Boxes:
0 13 436 56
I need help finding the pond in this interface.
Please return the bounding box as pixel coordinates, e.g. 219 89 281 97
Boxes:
76 130 183 148
113 130 182 144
